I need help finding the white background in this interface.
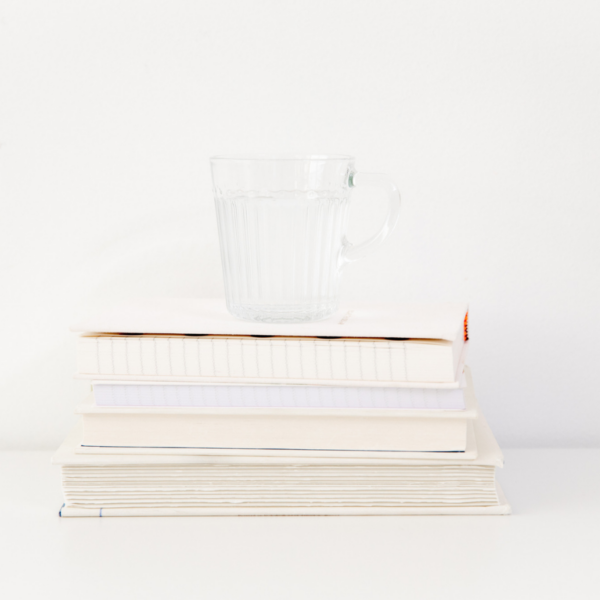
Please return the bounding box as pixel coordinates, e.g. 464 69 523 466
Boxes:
1 0 599 450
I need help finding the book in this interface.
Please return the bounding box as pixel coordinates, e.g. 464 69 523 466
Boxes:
92 382 466 410
73 299 468 387
58 488 510 517
71 298 469 339
52 410 510 517
74 420 478 460
76 368 480 452
77 401 471 452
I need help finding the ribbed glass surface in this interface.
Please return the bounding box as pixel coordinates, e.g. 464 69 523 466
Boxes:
212 157 354 323
214 191 349 322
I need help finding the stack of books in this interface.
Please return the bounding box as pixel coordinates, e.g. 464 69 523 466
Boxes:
53 299 510 516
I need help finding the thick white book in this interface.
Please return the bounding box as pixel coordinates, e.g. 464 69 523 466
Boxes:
52 409 509 516
74 300 469 387
92 382 466 410
76 368 479 452
58 484 510 516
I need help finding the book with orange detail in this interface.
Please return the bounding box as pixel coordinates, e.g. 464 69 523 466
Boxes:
73 300 469 387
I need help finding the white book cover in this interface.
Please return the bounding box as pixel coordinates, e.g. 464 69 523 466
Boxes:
71 298 469 340
74 421 478 460
54 417 503 466
75 402 473 452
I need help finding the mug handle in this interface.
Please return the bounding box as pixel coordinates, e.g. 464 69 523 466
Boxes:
341 171 401 263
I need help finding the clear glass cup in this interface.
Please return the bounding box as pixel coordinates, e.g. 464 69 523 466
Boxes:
211 155 401 323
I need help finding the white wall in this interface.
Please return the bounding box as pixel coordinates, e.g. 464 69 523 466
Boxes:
1 0 599 449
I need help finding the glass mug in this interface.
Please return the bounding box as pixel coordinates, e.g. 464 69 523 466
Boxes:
211 155 401 323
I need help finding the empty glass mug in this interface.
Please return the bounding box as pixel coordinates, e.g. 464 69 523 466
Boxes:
211 155 401 323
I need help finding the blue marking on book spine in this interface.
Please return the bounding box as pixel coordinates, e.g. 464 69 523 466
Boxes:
59 503 65 517
99 508 103 517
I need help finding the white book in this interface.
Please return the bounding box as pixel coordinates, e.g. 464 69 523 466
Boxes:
74 300 469 387
92 382 466 410
74 420 478 460
58 486 510 516
71 298 469 339
76 401 472 452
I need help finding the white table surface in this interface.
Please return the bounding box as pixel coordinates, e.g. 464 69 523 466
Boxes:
1 449 599 599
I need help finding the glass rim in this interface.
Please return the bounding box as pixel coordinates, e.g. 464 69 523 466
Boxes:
210 154 355 162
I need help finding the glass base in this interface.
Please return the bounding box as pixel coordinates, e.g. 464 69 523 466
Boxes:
227 302 338 324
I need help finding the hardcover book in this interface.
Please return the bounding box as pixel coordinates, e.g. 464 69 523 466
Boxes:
74 299 469 387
